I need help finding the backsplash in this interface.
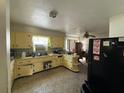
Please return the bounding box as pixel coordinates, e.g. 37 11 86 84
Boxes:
11 47 65 58
11 48 33 58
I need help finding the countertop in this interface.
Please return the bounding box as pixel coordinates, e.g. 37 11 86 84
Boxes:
14 53 79 61
15 54 64 60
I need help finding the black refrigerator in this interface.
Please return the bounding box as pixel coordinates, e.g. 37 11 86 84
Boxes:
81 37 124 93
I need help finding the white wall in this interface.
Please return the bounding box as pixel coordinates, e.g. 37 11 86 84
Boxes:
109 14 124 37
0 0 11 93
65 31 109 52
80 31 109 52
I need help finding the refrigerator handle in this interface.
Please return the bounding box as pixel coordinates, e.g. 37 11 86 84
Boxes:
103 52 108 58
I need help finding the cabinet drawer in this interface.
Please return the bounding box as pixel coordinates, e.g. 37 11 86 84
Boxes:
17 60 33 65
16 65 33 78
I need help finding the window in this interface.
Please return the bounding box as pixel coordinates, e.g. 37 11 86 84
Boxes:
32 36 49 51
65 39 78 52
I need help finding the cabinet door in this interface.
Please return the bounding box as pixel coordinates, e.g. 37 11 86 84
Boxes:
15 31 32 48
10 31 16 48
56 56 63 66
51 37 65 48
52 57 61 67
51 57 57 67
16 64 33 78
56 59 61 67
59 57 64 65
33 62 43 73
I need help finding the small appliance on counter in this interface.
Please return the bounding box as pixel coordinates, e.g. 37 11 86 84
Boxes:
81 37 124 93
51 47 63 54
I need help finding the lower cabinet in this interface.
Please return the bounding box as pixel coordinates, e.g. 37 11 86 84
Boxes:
51 58 58 67
52 56 63 67
58 56 63 65
16 64 33 78
63 55 80 72
14 55 80 79
63 60 73 70
33 62 43 73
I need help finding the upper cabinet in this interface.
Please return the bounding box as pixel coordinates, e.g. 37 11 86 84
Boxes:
10 31 32 49
10 31 65 49
51 37 65 48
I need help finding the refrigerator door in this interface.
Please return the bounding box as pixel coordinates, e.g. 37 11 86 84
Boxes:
87 38 121 93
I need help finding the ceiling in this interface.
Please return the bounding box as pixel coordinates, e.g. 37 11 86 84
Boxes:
10 0 124 36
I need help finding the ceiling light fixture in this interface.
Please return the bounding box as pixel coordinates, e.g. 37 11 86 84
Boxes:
49 10 58 18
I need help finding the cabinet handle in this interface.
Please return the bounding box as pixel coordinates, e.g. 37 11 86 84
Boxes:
18 74 21 76
18 68 20 70
28 35 30 37
22 64 33 66
28 45 30 47
28 45 32 48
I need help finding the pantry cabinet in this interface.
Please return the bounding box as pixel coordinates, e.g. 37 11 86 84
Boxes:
10 31 32 48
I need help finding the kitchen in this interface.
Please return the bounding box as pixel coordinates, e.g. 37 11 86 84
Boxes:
1 0 124 93
10 23 83 92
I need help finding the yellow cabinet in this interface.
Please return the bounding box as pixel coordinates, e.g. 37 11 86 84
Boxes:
16 64 33 78
51 56 63 67
63 54 80 72
10 31 32 48
57 56 63 66
53 58 60 67
51 37 65 48
13 55 80 80
33 62 43 73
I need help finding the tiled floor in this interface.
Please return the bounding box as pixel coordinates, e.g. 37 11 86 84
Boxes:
12 63 87 93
